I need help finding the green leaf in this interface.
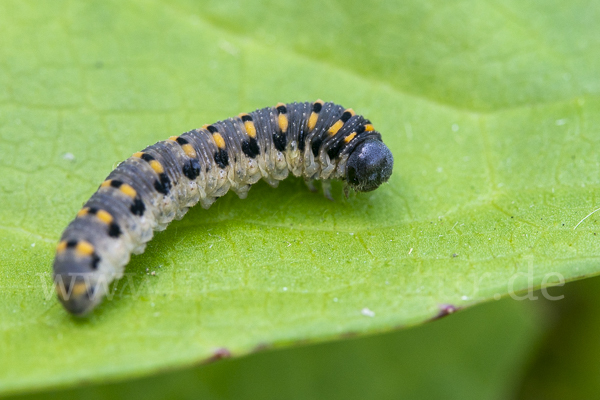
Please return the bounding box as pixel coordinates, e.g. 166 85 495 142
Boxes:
12 296 549 400
1 0 600 394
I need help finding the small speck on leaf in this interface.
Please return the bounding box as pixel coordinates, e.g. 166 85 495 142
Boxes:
361 308 375 317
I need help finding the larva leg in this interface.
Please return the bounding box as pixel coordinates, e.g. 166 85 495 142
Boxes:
304 177 317 192
263 176 280 188
343 183 352 199
200 197 217 209
233 184 251 199
321 179 334 201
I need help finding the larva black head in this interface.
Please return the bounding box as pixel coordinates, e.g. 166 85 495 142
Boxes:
345 139 394 192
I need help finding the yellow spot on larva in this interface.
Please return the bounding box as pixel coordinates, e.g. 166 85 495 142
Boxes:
278 113 288 133
182 144 197 158
308 99 324 131
119 183 137 198
365 124 374 132
55 282 88 301
213 133 226 149
75 241 95 257
96 210 113 224
149 160 164 174
132 152 144 158
101 180 112 188
77 208 89 217
168 136 179 141
244 121 256 138
201 124 209 130
344 132 357 143
327 120 344 136
71 282 89 297
56 241 67 253
308 113 319 131
55 283 86 301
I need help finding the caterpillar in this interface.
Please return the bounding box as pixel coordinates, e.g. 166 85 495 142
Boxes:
53 100 394 315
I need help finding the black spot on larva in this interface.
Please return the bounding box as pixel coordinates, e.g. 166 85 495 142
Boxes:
273 133 287 152
311 136 323 156
276 104 287 114
298 130 307 152
140 153 155 162
130 197 145 216
161 173 171 191
91 254 101 270
357 125 366 134
175 137 189 145
153 180 164 193
312 102 322 113
242 138 260 158
182 158 200 180
206 125 218 133
88 207 99 215
154 173 171 195
214 149 229 168
340 111 352 123
66 240 78 248
110 180 123 188
241 114 253 122
108 222 121 238
327 141 344 160
249 137 260 156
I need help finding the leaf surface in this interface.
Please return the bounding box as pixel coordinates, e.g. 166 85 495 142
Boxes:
1 0 599 394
